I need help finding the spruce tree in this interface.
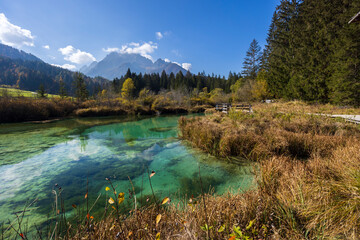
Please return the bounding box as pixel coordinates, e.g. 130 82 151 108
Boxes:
73 72 88 101
59 76 67 98
265 0 301 99
329 1 360 106
37 83 46 98
160 70 168 89
242 39 262 80
125 68 132 79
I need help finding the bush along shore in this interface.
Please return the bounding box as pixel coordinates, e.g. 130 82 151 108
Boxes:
0 96 210 123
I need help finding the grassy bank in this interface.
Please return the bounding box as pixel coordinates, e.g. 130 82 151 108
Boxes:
0 87 61 99
0 96 210 123
0 97 78 123
180 102 360 160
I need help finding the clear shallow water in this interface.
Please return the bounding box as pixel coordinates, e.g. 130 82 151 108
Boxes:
0 115 254 232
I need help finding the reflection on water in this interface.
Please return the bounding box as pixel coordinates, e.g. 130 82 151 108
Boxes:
0 115 254 233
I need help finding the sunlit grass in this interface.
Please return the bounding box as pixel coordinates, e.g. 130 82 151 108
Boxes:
0 87 61 98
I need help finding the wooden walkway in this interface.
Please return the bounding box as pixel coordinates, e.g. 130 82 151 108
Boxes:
215 104 252 114
312 113 360 124
328 115 360 124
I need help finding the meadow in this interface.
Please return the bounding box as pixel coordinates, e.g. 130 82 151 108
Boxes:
0 87 60 99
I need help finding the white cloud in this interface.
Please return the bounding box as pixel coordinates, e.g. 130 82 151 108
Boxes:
120 42 157 61
61 64 77 70
165 59 192 71
156 32 163 40
51 63 77 71
58 45 96 64
129 42 140 47
102 47 120 53
182 63 192 71
103 42 157 61
0 13 34 48
43 45 50 50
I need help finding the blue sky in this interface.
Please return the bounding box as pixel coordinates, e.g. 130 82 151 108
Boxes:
0 0 280 77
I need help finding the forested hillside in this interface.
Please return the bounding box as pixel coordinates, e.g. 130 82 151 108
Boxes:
0 44 41 62
0 56 108 95
263 0 360 106
0 43 109 95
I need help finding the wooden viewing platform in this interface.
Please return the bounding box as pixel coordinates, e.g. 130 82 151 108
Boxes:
215 103 252 114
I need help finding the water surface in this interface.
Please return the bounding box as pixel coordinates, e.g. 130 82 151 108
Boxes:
0 115 254 232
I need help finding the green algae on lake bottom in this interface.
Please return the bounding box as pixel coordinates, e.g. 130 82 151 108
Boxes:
0 115 254 234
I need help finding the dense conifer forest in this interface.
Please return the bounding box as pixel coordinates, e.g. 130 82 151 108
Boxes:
263 0 360 106
110 68 240 96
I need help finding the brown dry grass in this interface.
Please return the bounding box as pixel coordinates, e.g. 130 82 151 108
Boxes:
179 103 360 161
0 97 78 122
253 100 360 115
46 140 359 240
0 96 209 123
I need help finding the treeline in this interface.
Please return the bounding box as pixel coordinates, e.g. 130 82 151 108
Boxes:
262 0 360 106
111 69 240 96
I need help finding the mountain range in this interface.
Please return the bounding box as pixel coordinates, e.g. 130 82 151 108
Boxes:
81 52 188 79
0 43 107 94
0 43 189 94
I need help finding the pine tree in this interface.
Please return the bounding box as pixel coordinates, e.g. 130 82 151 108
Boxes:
59 76 67 98
160 70 168 89
73 72 88 101
242 39 262 80
265 0 301 99
37 83 46 98
125 68 132 79
329 1 360 106
168 72 175 89
289 0 333 102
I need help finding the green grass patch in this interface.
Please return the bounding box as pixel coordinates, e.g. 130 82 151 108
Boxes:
0 87 61 98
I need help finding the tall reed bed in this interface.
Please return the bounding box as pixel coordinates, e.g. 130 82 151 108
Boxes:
179 105 360 161
0 96 209 123
0 97 77 122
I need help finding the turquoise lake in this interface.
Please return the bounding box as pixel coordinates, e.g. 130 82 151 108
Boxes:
0 115 254 231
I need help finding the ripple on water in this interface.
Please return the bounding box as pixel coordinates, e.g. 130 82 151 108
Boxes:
0 115 255 236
